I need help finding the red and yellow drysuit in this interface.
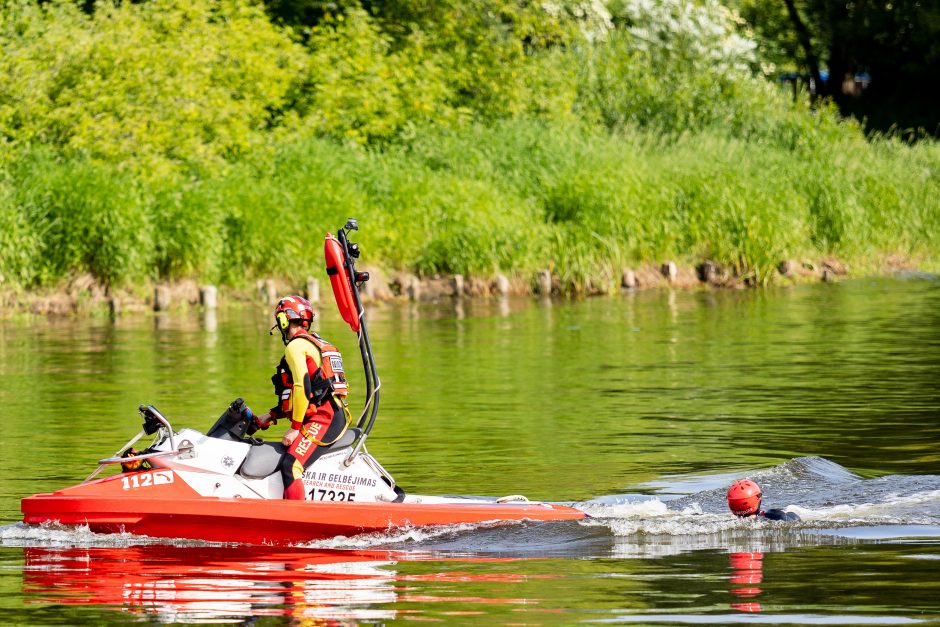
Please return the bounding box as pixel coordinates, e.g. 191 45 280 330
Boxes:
270 331 349 500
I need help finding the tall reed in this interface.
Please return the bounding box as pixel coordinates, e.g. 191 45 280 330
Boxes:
1 120 937 292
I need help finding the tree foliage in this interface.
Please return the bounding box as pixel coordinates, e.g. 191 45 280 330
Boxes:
732 0 940 134
0 0 306 176
293 8 455 145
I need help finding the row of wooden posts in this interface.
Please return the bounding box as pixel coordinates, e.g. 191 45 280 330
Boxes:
152 278 319 312
151 262 688 312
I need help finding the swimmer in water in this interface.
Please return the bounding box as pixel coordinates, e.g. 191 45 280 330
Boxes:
727 479 800 522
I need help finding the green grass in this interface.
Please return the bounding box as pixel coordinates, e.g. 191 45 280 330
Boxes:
1 119 937 292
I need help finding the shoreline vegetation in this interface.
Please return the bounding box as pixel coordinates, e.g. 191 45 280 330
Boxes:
1 0 938 315
0 254 924 317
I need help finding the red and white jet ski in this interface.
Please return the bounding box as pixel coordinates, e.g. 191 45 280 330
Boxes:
21 220 586 544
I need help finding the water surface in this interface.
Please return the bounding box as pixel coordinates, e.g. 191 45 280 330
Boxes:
1 277 938 624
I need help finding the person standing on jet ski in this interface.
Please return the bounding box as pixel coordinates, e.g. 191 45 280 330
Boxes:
727 480 801 522
253 296 352 500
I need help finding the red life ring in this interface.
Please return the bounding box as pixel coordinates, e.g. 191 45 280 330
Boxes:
324 234 360 332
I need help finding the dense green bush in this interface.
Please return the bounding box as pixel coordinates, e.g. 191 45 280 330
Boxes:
0 0 305 176
363 0 587 121
293 8 455 145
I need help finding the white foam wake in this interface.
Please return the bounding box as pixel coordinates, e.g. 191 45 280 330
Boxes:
787 489 940 526
299 520 520 550
573 489 940 555
0 522 217 548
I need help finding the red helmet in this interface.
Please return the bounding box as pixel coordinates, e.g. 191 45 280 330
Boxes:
273 295 313 344
727 480 762 516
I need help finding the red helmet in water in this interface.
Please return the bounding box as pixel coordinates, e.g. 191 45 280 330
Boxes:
273 295 314 344
727 480 762 516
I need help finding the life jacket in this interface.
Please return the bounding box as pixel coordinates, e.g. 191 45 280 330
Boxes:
272 332 348 417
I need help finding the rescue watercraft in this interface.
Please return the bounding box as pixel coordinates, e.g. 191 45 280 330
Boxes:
21 220 586 544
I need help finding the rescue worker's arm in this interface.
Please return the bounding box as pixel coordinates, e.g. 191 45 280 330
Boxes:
762 508 801 522
254 412 274 429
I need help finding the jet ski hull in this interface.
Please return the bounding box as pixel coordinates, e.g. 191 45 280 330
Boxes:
21 473 586 544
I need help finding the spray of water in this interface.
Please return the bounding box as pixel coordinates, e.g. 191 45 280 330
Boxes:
4 457 938 553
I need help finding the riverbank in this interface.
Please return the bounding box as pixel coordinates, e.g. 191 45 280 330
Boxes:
1 253 926 317
3 122 939 303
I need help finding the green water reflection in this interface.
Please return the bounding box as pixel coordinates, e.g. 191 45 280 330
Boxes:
2 543 938 624
1 278 939 521
1 277 939 625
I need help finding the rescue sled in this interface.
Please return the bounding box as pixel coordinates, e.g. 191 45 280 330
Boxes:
21 220 586 544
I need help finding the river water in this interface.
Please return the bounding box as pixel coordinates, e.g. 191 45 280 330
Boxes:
1 277 938 624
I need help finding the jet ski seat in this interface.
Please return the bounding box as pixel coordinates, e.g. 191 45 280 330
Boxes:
238 428 361 480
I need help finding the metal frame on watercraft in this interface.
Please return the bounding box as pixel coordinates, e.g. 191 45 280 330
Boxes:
335 220 382 467
83 405 183 483
361 452 397 493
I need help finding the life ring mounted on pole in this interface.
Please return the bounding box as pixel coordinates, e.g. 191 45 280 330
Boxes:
324 218 382 463
325 230 361 333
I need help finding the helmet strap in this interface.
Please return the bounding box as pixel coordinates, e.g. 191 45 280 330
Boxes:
280 319 308 345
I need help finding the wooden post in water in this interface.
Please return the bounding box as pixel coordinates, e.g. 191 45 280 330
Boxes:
306 278 320 303
453 274 464 297
261 279 277 305
661 261 678 284
154 285 170 311
200 285 217 309
697 261 718 284
406 275 421 301
621 268 637 289
495 273 511 296
536 270 551 296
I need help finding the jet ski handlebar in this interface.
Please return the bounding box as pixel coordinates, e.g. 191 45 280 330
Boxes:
96 446 189 467
82 405 178 483
139 404 174 445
